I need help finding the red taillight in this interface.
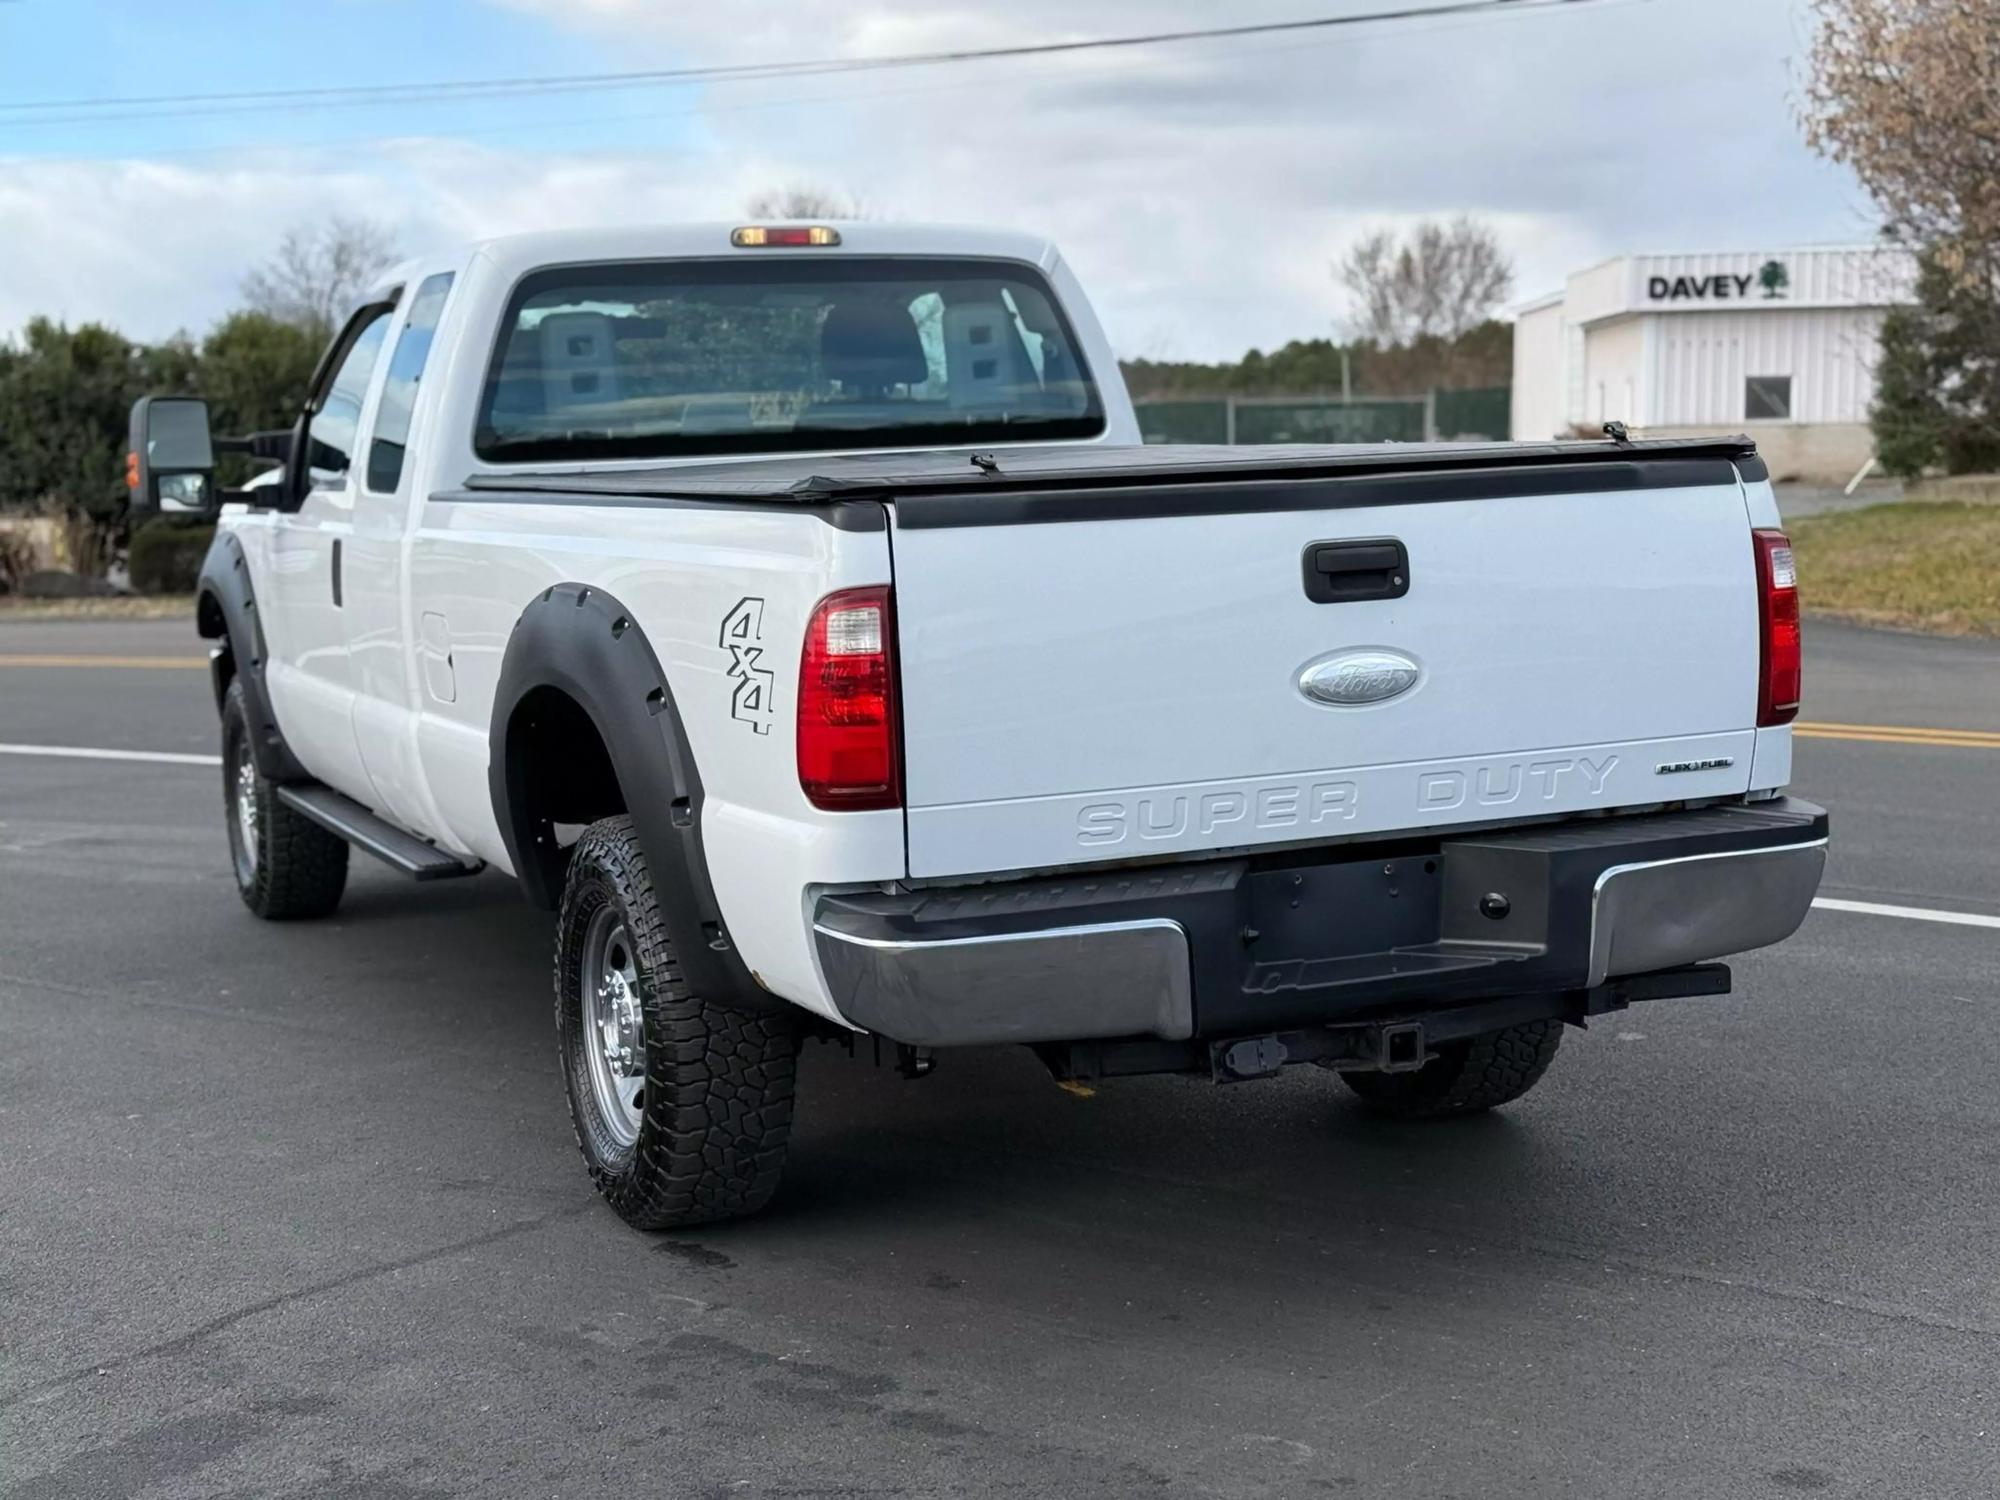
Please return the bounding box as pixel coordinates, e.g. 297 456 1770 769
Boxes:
731 225 841 248
797 585 900 810
1754 528 1801 726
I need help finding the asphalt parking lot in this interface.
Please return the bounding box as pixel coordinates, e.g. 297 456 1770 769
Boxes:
3 615 1997 1499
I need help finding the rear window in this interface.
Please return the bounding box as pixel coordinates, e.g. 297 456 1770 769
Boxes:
474 257 1104 462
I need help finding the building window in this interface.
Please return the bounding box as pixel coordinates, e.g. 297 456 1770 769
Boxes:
1745 375 1792 421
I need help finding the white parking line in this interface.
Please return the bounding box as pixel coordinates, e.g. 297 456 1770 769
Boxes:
5 739 1999 932
0 743 222 768
1812 897 2000 930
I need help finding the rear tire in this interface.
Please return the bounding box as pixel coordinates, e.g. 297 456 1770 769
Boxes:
1335 1020 1562 1118
222 679 348 920
555 815 797 1229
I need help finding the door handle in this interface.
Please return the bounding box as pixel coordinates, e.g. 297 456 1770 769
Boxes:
1302 538 1408 603
331 539 343 607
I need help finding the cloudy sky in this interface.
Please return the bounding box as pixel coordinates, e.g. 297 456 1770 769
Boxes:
0 0 1872 361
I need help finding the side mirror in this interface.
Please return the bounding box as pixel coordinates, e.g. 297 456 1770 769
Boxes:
220 430 299 509
241 429 296 465
128 396 219 520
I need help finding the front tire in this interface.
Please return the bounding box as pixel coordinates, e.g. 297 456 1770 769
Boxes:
555 815 797 1229
1334 1020 1562 1118
221 679 348 920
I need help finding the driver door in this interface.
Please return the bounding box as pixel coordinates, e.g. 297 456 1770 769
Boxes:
262 303 393 805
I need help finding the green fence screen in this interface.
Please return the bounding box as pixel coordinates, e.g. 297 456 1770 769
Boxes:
1434 386 1511 441
1234 400 1426 444
1130 399 1232 445
1134 387 1510 446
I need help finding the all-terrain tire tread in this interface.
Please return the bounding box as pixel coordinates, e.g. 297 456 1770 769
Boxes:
557 815 796 1230
223 680 348 920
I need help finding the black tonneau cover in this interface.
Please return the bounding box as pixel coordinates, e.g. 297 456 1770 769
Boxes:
456 436 1764 528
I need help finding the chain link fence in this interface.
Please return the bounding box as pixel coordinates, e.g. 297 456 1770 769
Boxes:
1135 386 1510 446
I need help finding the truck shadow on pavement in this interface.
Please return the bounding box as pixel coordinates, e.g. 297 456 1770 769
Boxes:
16 839 1942 1500
247 863 1866 1320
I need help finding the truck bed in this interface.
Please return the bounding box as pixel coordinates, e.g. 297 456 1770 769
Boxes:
462 433 1777 881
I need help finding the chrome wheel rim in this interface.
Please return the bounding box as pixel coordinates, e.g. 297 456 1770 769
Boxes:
229 743 259 883
581 904 645 1147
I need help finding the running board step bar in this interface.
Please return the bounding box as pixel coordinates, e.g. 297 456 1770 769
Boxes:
274 784 481 881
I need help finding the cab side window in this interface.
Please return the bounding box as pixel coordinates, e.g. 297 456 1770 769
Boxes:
306 311 392 486
367 273 455 493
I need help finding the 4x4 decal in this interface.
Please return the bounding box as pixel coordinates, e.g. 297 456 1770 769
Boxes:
719 597 775 735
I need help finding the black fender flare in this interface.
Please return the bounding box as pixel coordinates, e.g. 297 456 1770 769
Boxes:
194 531 310 783
488 583 769 1011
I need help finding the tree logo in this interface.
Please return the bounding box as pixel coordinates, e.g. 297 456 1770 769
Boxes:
1757 260 1790 299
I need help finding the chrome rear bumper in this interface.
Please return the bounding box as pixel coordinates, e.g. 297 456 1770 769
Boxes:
813 916 1193 1048
1589 838 1825 987
813 799 1828 1048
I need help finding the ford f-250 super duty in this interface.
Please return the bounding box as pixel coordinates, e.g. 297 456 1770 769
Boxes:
129 222 1828 1229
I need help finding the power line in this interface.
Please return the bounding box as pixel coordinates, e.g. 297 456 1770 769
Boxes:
0 0 1616 128
64 0 1607 165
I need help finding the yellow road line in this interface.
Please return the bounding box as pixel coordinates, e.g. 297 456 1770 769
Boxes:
1796 720 2000 748
1 656 1992 751
0 654 207 671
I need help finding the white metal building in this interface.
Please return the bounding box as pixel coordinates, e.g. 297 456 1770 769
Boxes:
1511 246 1917 479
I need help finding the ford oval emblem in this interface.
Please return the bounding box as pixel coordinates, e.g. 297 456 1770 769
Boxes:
1298 649 1422 707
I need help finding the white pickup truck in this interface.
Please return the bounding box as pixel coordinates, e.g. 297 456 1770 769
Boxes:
131 222 1828 1229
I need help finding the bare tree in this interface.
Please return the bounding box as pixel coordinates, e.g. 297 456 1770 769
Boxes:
242 217 400 338
1336 217 1515 349
743 183 871 220
1804 1 2000 473
1803 0 2000 274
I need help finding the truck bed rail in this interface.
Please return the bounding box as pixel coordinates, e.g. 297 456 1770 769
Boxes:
456 435 1767 520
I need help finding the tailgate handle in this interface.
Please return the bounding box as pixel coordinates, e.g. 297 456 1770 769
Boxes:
1303 539 1409 603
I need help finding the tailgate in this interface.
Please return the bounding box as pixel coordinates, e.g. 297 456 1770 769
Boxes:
890 464 1761 878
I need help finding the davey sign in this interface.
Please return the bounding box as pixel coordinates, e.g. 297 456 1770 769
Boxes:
1648 260 1791 303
